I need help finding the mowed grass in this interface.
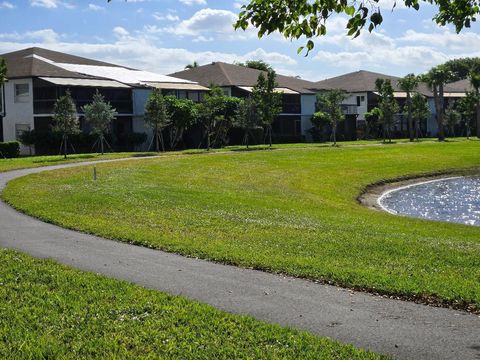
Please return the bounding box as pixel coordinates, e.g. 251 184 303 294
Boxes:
3 141 480 310
0 249 383 359
0 152 158 173
0 137 463 173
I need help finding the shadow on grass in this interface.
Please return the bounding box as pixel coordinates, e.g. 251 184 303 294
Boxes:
31 154 98 164
130 153 157 157
230 147 273 152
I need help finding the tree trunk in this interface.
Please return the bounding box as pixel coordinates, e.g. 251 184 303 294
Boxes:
207 127 211 151
244 130 249 149
63 134 68 159
169 127 175 151
436 83 445 141
476 97 480 138
269 125 272 149
100 134 104 155
160 131 165 152
332 122 337 146
407 93 414 142
155 127 160 152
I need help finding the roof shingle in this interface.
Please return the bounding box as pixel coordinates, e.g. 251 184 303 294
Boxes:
169 62 319 94
1 47 123 79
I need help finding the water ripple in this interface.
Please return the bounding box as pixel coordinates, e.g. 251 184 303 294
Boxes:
379 176 480 226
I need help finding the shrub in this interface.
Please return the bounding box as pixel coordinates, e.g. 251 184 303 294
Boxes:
19 130 147 155
0 141 20 158
271 134 305 144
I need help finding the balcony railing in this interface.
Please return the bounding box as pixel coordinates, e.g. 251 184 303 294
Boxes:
341 104 358 115
34 100 133 115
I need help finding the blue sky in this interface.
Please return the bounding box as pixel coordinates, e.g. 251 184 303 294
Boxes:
0 0 479 80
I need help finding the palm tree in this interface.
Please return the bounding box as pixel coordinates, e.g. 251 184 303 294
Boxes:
470 71 480 138
185 61 199 70
422 65 452 141
398 74 418 142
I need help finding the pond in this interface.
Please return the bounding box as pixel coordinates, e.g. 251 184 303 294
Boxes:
378 176 480 226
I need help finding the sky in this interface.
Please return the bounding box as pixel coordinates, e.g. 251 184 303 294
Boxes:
0 0 479 81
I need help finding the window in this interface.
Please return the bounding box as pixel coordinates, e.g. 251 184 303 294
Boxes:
15 123 30 140
176 90 187 99
187 91 199 102
356 95 365 106
15 83 30 103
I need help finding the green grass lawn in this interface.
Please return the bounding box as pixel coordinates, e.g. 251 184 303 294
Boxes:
0 152 159 173
3 140 480 311
1 137 469 173
0 249 383 359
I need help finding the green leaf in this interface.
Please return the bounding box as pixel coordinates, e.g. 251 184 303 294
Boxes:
345 5 355 16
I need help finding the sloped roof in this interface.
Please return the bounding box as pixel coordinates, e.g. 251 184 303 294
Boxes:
1 48 94 79
169 62 319 94
446 79 473 92
316 70 402 92
0 47 202 89
316 70 436 97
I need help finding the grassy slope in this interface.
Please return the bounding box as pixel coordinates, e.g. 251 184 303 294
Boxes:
0 152 157 173
0 249 383 359
0 137 457 173
3 141 480 310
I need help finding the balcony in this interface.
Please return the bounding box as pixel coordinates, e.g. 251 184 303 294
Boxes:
341 104 358 115
34 99 133 115
282 102 301 114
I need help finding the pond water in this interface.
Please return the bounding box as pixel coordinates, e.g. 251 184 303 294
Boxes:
378 176 480 226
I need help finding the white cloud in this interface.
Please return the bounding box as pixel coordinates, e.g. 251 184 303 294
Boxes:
88 4 104 11
113 26 130 37
30 0 74 9
0 29 60 43
31 0 58 8
166 8 237 36
310 23 480 77
233 2 246 9
399 29 480 52
0 1 15 9
376 0 407 10
0 28 298 77
193 35 214 42
153 13 180 21
179 0 207 6
242 48 297 66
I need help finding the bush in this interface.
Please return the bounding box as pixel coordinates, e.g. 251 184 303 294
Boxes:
271 134 305 144
0 141 20 158
228 127 265 146
19 130 148 155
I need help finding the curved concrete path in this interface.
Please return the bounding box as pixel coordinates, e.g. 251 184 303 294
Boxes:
0 158 479 360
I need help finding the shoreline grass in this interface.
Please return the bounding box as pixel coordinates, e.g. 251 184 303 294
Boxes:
0 249 385 359
3 140 480 312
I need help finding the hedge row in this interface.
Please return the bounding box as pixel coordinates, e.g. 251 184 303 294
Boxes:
0 141 20 158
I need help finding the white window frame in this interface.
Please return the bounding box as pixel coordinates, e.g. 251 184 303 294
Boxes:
15 83 30 103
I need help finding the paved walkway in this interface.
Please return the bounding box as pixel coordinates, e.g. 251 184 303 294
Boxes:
0 159 479 360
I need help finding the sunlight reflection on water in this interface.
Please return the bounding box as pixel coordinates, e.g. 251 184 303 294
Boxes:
379 177 480 226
